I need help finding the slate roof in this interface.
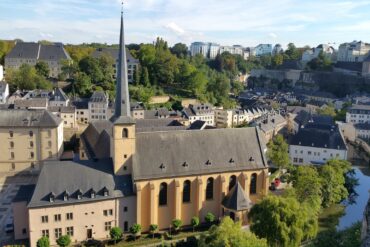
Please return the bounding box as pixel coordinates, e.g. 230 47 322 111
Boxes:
133 127 267 180
47 106 76 113
13 185 36 203
81 120 113 159
6 42 70 61
28 159 134 208
50 88 69 102
136 119 186 133
89 91 108 103
14 98 48 108
354 123 370 130
91 47 139 64
348 104 370 114
290 126 347 150
0 110 62 127
222 182 252 211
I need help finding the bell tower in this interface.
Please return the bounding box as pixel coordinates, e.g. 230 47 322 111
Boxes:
111 3 135 175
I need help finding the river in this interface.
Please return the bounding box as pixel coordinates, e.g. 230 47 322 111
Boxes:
337 165 370 230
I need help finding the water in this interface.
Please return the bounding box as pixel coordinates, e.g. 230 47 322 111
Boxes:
337 165 370 230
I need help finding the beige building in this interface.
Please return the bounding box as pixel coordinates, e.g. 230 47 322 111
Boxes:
0 110 63 172
12 11 269 247
48 106 77 129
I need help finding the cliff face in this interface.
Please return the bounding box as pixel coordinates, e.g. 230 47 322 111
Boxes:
362 196 370 247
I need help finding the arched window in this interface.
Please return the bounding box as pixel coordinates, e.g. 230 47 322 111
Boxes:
206 177 214 200
250 173 257 194
159 182 167 206
183 180 191 203
229 175 237 191
122 128 128 138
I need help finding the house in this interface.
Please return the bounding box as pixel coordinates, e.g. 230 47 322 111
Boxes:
250 113 287 141
88 91 109 121
72 99 89 125
14 98 49 110
301 44 336 62
48 106 77 129
289 123 347 165
91 47 139 83
182 103 215 126
354 123 370 140
0 110 63 172
0 82 9 104
5 42 72 78
254 44 272 56
12 12 269 246
337 41 370 62
346 104 370 124
49 88 69 107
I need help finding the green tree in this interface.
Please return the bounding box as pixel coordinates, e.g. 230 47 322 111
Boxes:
56 235 71 247
272 53 284 68
37 236 50 247
317 105 336 117
172 219 183 232
64 45 94 62
312 222 361 247
78 56 103 84
7 64 52 90
35 61 50 77
205 212 216 225
129 223 142 240
110 227 123 244
133 66 141 86
198 217 268 247
74 72 92 96
267 134 291 169
248 196 309 247
191 216 200 232
149 224 158 239
284 43 301 60
140 66 150 87
170 43 188 58
61 60 78 80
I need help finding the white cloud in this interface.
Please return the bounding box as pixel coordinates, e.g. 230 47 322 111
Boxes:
164 22 185 35
268 33 277 39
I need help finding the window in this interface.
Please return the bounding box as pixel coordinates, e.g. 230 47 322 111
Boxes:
124 221 128 232
159 182 167 206
9 131 13 138
183 180 191 203
293 158 298 163
41 229 49 237
66 226 74 236
10 141 14 148
54 214 61 222
206 177 214 200
229 175 237 191
250 173 257 194
105 221 112 231
54 228 62 239
30 152 34 159
103 209 113 216
299 158 303 163
308 151 312 155
66 213 73 220
29 131 33 137
48 141 52 148
122 128 128 138
10 152 14 159
41 215 48 223
124 207 128 212
22 228 27 234
30 141 33 148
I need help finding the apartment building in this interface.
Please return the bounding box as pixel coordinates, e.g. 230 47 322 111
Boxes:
89 92 109 121
337 41 370 62
48 106 77 129
302 44 336 62
346 105 370 124
182 103 215 126
0 110 63 172
254 44 272 56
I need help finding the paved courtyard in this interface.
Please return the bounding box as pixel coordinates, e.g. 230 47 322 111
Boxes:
0 173 37 246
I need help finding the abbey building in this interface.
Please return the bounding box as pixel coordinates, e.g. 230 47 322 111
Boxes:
12 10 269 247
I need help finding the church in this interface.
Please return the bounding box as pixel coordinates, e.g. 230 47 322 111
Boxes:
12 9 269 247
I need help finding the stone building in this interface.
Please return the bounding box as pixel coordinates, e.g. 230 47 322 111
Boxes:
12 10 269 246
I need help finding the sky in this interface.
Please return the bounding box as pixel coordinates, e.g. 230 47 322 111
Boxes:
1 0 370 48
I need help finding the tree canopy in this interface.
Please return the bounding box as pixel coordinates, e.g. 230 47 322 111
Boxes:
267 134 291 169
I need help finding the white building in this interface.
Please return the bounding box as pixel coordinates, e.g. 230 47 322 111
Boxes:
0 82 9 104
209 43 221 59
346 105 370 124
337 41 370 62
354 123 370 140
183 103 215 126
301 44 336 62
272 44 283 55
49 88 70 107
254 44 272 56
0 65 3 81
190 42 211 58
88 91 109 121
289 125 347 165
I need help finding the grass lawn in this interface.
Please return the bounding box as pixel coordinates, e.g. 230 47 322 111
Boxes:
318 204 345 232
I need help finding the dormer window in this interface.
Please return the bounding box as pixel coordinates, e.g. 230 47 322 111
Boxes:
159 163 166 170
205 160 212 166
50 193 55 203
91 190 96 199
249 157 255 162
229 158 235 164
102 187 109 197
77 190 83 200
63 191 69 201
182 162 188 168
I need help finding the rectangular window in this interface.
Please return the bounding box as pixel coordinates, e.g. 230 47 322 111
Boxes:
66 226 74 236
308 151 312 155
109 209 113 215
30 152 34 159
54 228 62 239
54 214 61 222
48 141 52 148
293 158 298 163
124 207 128 212
29 131 33 137
9 131 13 138
66 212 73 220
10 152 14 159
124 221 128 232
41 215 48 223
49 151 52 158
10 141 14 148
105 221 112 231
42 229 49 237
48 130 51 137
299 158 303 163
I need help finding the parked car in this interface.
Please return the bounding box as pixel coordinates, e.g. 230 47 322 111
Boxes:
274 178 281 187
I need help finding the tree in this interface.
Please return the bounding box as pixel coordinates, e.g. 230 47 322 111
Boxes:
191 216 200 232
170 43 188 58
78 56 103 84
284 43 301 60
140 66 150 87
198 217 268 247
110 227 123 244
7 64 52 90
37 236 50 247
74 72 92 96
133 66 141 86
312 222 361 247
129 223 142 240
272 53 284 68
35 61 50 78
172 219 183 232
149 224 158 239
248 196 310 247
267 134 291 169
317 105 336 117
56 235 71 247
205 212 216 225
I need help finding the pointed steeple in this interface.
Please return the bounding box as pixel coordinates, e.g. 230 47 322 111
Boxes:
112 3 134 124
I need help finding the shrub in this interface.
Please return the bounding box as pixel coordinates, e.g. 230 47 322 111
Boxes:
205 212 216 225
37 236 50 247
110 227 123 243
191 216 200 232
56 235 71 247
129 223 142 240
172 219 183 232
149 224 158 239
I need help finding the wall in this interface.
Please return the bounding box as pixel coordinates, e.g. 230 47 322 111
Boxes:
289 145 347 164
149 96 170 105
13 201 29 240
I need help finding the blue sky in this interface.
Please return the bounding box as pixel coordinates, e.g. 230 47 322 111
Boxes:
1 0 370 48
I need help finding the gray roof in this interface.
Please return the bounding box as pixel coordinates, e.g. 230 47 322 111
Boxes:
136 119 186 133
133 127 267 180
0 110 62 127
251 113 286 133
349 104 370 114
6 42 70 61
50 88 69 102
354 123 370 130
81 120 113 159
91 47 139 64
13 185 35 203
89 91 108 103
28 159 134 208
47 106 75 113
14 98 48 108
222 182 252 211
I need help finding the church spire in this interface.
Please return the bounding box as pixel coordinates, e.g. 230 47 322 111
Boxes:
113 1 133 123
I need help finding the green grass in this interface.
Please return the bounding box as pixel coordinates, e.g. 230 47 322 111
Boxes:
318 204 345 232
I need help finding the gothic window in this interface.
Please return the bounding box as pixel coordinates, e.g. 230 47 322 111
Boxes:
122 128 128 138
159 182 167 206
229 175 237 191
206 177 214 200
250 173 257 194
183 180 191 203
